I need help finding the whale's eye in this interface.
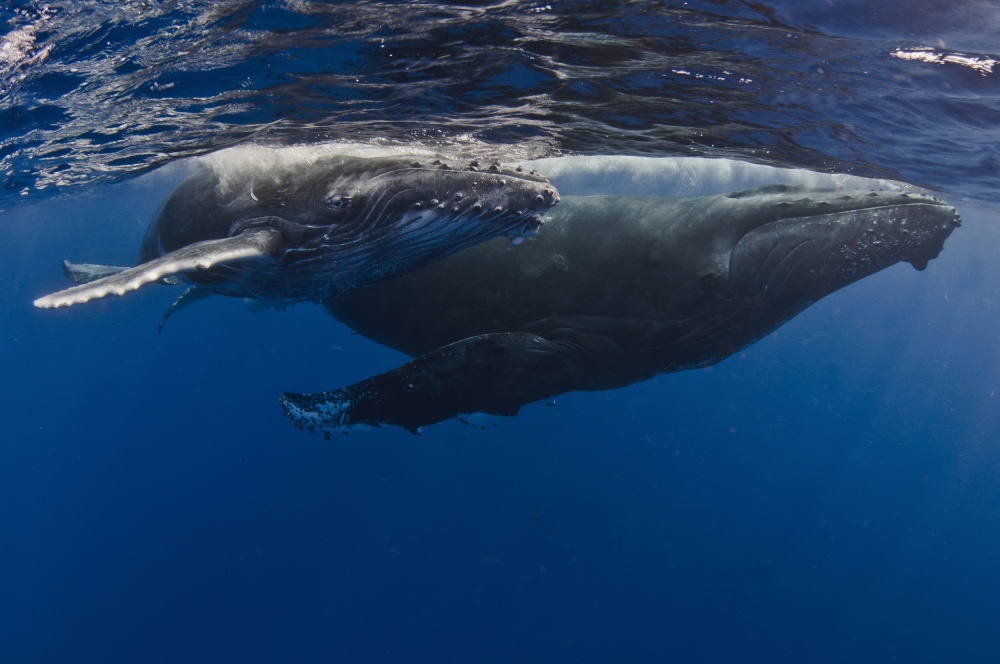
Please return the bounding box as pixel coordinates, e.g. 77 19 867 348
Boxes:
325 194 351 210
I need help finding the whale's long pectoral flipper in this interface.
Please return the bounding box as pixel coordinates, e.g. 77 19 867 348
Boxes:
279 330 624 435
34 229 283 309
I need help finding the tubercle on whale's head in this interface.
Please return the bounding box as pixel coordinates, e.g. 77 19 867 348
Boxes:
315 157 560 247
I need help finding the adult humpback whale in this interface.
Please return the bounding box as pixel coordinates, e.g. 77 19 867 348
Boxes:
281 185 959 435
34 150 558 309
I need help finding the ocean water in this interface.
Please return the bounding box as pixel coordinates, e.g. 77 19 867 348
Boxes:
2 2 1000 663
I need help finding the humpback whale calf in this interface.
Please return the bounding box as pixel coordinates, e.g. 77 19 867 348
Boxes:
34 150 559 309
281 185 960 435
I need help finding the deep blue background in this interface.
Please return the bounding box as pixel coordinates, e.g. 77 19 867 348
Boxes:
3 0 1000 661
2 165 999 663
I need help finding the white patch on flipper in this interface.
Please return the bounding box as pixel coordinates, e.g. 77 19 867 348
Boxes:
34 229 282 309
280 394 371 434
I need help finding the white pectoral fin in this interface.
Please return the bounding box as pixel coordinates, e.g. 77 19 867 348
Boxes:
34 229 283 309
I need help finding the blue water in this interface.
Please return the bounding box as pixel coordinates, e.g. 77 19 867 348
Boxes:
3 2 1000 662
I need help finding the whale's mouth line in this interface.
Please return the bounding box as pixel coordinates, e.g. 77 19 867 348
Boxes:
354 186 415 235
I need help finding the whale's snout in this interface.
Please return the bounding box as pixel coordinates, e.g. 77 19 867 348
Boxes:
727 188 960 306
